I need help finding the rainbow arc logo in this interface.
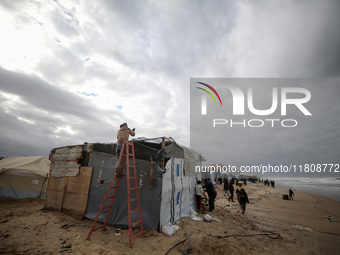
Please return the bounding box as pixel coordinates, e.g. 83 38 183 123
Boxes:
196 82 223 106
196 82 222 115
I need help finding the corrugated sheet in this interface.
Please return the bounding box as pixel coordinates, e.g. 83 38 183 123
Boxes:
50 146 83 177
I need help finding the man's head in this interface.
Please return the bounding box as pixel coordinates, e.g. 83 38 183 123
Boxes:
120 122 128 128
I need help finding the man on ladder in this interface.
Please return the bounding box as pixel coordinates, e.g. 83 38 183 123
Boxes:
87 122 143 248
116 122 135 159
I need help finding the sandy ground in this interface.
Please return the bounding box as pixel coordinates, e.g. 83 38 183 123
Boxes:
1 183 340 255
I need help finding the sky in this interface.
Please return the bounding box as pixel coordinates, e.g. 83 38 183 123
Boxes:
0 1 339 177
190 78 340 177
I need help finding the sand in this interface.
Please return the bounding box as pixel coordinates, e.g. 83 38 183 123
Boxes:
1 183 340 255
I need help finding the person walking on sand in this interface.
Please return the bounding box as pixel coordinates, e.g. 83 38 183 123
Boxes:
236 182 244 203
116 122 135 159
203 179 217 212
228 180 234 202
223 178 229 196
196 180 203 212
239 188 249 214
289 189 294 200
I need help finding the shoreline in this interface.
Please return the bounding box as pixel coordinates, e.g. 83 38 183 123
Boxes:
1 183 339 254
276 184 340 202
273 177 340 202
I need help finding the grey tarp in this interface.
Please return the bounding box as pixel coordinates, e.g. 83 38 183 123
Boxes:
84 151 163 230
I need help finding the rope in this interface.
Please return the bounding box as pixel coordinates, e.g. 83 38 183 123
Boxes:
209 231 282 240
165 233 192 255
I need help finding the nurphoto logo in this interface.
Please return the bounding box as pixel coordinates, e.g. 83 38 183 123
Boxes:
196 82 312 128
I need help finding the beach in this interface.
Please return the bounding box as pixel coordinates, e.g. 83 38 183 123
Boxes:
275 177 340 202
1 183 339 254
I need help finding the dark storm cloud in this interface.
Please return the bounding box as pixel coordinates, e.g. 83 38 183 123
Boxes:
0 67 123 157
0 68 97 119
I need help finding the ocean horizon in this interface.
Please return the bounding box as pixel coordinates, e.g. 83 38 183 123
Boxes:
274 177 340 202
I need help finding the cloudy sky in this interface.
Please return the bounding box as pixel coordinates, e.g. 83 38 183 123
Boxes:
191 78 340 177
0 1 339 176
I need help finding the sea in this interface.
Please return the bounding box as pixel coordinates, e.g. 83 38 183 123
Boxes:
274 177 340 202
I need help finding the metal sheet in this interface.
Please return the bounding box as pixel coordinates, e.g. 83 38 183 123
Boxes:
50 145 83 177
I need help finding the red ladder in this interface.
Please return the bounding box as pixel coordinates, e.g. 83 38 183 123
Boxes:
86 140 144 248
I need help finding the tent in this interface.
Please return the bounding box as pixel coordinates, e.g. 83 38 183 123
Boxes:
0 156 50 199
44 137 204 230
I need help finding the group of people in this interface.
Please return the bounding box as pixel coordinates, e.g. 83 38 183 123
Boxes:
195 179 217 212
263 179 275 188
196 178 250 214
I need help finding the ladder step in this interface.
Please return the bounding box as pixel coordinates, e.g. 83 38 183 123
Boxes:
130 209 140 214
132 231 143 239
87 140 143 247
131 220 141 228
93 225 105 232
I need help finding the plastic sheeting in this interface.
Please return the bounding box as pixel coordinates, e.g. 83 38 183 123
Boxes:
160 158 199 227
0 156 50 177
0 170 46 199
0 156 50 199
84 151 163 230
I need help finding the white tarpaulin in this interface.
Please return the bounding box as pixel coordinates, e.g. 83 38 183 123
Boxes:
0 156 50 199
0 156 50 177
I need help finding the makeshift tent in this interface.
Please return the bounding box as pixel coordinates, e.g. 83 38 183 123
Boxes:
0 156 50 199
44 137 204 230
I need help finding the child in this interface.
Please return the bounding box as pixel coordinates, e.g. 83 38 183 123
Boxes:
239 189 249 214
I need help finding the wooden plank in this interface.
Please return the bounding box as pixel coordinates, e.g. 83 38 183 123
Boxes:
64 166 93 219
44 167 93 219
44 175 67 210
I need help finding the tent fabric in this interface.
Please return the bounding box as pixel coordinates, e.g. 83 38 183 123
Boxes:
160 158 198 227
0 156 50 199
90 139 184 162
84 151 162 230
0 170 46 199
0 156 50 177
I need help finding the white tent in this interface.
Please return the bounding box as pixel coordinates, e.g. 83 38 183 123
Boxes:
0 156 50 199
